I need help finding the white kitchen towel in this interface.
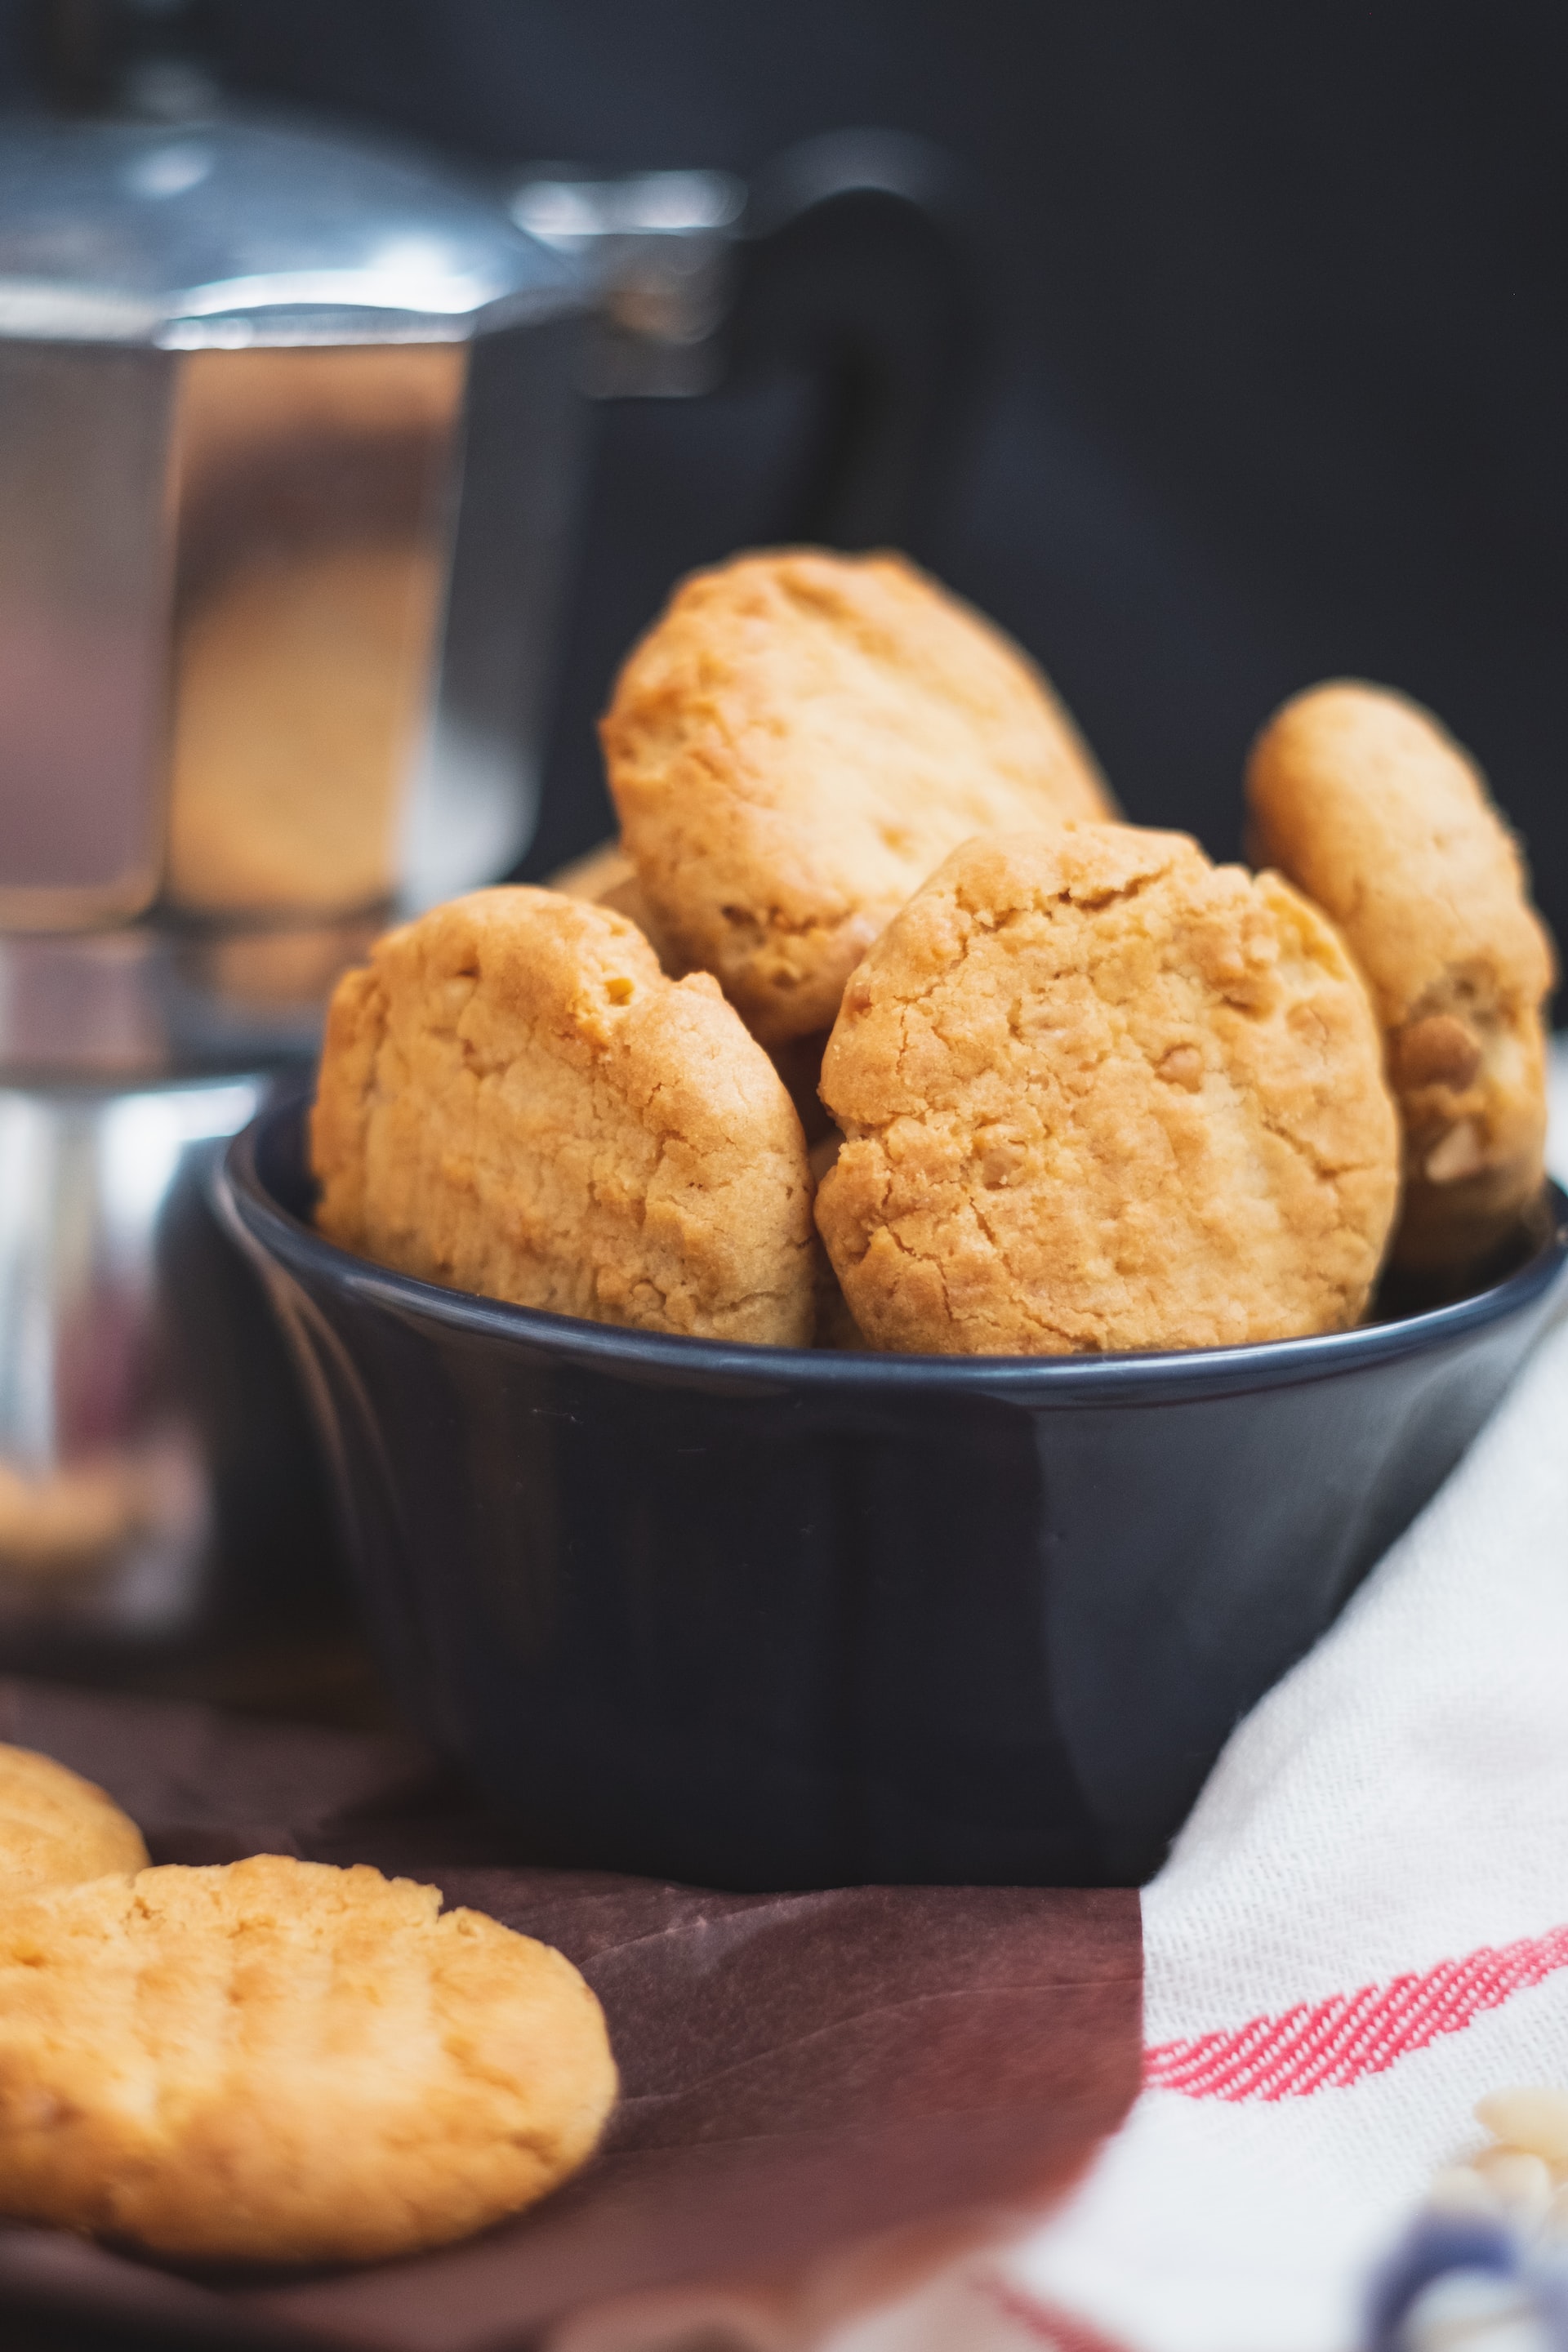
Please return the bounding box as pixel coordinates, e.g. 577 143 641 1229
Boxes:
829 1049 1568 2352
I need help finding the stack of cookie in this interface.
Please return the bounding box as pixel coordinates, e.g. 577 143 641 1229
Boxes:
313 550 1555 1356
0 1744 617 2263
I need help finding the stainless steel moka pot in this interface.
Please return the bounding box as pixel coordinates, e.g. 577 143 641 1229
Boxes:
0 112 593 959
0 86 968 1689
0 109 599 1688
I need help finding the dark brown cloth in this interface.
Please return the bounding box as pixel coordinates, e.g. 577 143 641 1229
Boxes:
0 1681 1143 2352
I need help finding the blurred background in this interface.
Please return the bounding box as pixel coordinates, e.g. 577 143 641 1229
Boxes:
0 0 1561 1710
4 0 1561 941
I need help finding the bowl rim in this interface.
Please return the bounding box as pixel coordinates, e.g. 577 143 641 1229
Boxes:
219 1085 1568 1405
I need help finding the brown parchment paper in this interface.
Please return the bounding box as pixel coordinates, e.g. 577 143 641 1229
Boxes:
0 1681 1142 2352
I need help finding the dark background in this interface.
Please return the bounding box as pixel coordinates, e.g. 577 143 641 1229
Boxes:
5 1 1565 954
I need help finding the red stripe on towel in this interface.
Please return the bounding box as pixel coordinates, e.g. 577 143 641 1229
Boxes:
1144 1922 1568 2100
977 2273 1135 2351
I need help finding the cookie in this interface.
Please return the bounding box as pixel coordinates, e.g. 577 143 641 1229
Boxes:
601 548 1113 1047
1246 682 1556 1274
553 852 835 1145
0 1855 617 2264
815 826 1400 1354
0 1744 148 1901
548 836 686 976
313 886 816 1344
555 873 833 1205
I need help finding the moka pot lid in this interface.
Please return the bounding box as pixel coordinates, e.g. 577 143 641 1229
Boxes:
0 113 585 347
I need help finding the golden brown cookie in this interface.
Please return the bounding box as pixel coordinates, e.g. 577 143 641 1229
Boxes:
547 836 686 975
313 886 816 1344
807 1135 866 1349
0 1744 148 1900
601 548 1113 1047
816 826 1400 1355
0 1855 616 2264
547 867 831 1144
1246 682 1556 1274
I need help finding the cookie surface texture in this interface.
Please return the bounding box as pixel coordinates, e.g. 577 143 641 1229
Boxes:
0 1744 148 1901
815 826 1400 1355
312 886 816 1343
0 1855 617 2263
601 548 1113 1046
1247 681 1556 1273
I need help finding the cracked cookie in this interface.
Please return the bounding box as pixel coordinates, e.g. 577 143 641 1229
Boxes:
313 886 816 1343
815 826 1400 1354
0 1744 148 1902
600 548 1113 1049
1246 682 1556 1276
0 1854 617 2263
557 844 837 1146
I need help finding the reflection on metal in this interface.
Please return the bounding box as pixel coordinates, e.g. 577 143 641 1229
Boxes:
398 314 587 911
511 169 745 399
164 343 463 917
0 118 572 347
0 107 596 1682
0 916 385 1076
0 114 586 960
0 1076 260 1633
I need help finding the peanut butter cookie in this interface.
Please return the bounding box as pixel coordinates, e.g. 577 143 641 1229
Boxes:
313 887 815 1343
0 1744 147 1901
554 847 835 1143
1247 682 1556 1275
816 826 1400 1354
548 837 685 975
601 549 1112 1047
0 1855 617 2263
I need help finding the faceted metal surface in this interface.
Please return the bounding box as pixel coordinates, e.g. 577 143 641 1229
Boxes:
0 916 384 1076
0 1075 261 1637
0 341 177 925
512 169 744 398
163 341 465 918
0 112 587 939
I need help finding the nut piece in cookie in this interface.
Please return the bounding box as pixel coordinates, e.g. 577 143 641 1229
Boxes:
0 1854 617 2263
0 1744 148 1900
816 826 1400 1355
313 887 816 1345
1246 682 1557 1275
601 548 1113 1047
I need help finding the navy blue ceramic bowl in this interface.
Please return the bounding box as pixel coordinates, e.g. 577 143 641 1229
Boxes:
218 1091 1567 1889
